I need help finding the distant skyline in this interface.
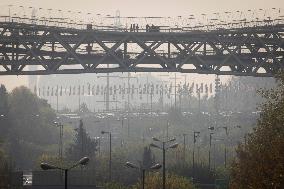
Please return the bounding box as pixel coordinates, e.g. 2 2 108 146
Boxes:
0 0 283 90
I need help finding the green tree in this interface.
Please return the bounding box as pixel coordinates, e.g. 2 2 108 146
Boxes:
0 140 9 187
0 84 8 113
142 146 155 169
0 85 9 137
6 86 58 169
8 86 57 145
77 102 91 113
104 182 128 189
66 119 97 161
230 74 284 189
132 173 196 189
169 162 216 184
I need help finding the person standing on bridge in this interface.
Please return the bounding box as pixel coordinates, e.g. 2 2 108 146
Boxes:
146 24 149 32
136 24 139 32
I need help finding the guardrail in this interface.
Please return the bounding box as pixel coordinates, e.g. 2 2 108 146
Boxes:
1 15 283 33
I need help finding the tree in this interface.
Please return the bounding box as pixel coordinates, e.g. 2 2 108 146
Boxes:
0 85 9 136
0 84 8 113
4 86 58 169
142 146 155 169
8 86 57 145
104 182 128 189
169 162 216 184
0 140 9 187
77 102 91 113
230 74 284 189
132 173 196 189
66 120 97 161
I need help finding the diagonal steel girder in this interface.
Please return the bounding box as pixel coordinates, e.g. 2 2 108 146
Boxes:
173 36 207 70
130 37 170 69
0 21 284 76
51 32 89 70
131 34 175 70
90 33 129 69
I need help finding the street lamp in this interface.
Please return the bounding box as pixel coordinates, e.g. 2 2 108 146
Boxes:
150 137 178 189
40 156 89 189
125 161 162 189
101 130 112 181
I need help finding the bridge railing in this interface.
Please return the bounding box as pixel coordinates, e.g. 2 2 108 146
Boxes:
1 15 284 33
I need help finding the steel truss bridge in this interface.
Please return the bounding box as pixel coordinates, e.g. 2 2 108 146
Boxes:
0 21 283 76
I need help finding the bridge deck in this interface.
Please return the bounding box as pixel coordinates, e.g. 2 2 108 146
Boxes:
0 21 283 77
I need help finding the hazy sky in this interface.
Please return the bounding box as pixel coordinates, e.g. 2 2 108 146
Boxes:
0 0 283 90
1 0 283 16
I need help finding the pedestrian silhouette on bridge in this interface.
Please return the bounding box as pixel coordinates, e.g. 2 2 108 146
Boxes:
146 24 149 32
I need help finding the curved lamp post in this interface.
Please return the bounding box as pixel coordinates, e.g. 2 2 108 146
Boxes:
125 161 162 189
40 156 89 189
150 137 178 189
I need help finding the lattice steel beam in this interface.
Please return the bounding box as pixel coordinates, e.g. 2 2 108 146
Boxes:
0 22 283 76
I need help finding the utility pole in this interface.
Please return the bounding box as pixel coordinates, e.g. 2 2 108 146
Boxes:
193 131 200 180
120 73 136 112
197 88 201 113
110 132 112 180
101 131 112 181
225 145 227 168
166 120 170 140
162 142 166 189
213 142 216 171
97 75 120 112
209 133 214 170
98 137 101 156
78 85 81 112
214 76 221 125
180 75 188 112
59 123 63 160
223 126 228 168
183 133 187 163
79 120 85 158
120 74 137 137
151 88 153 113
54 121 63 161
106 64 110 111
56 85 59 113
174 74 177 109
157 80 168 112
158 75 171 111
146 75 149 110
169 74 181 110
8 5 12 22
